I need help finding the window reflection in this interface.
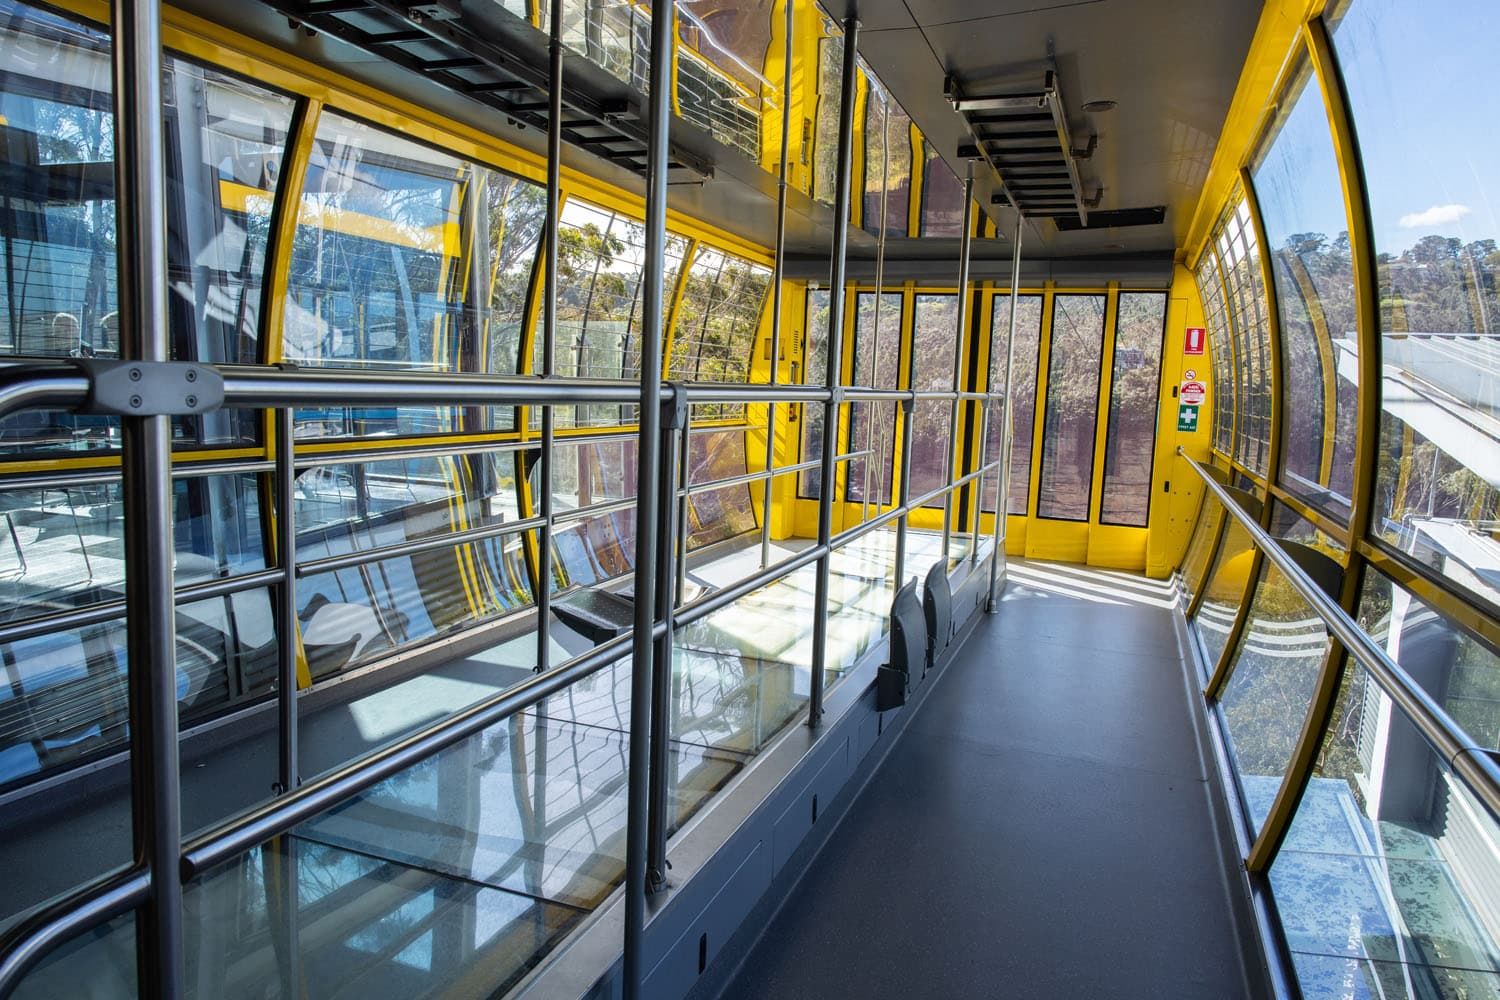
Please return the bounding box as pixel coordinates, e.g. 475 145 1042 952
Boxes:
295 451 532 679
668 245 772 422
1217 194 1272 475
547 198 688 428
285 112 546 438
919 141 964 238
0 472 271 786
676 0 773 159
0 2 291 452
1251 61 1358 519
1332 0 1500 614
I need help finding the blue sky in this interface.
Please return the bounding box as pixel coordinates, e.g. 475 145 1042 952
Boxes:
1249 0 1498 257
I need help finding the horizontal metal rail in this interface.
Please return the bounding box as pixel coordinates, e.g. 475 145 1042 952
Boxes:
0 867 149 993
294 515 548 577
0 458 277 492
0 566 288 645
1181 450 1500 822
0 363 1007 423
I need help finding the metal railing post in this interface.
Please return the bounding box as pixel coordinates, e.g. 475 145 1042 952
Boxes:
623 0 674 989
988 212 1023 612
537 0 564 674
759 0 795 569
808 15 860 728
939 162 975 562
676 418 691 604
112 0 183 993
648 386 686 892
274 409 299 794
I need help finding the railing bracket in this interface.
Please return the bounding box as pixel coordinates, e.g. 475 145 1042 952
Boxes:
75 360 225 417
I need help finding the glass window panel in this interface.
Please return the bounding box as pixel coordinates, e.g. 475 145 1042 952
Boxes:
8 909 134 999
556 0 650 95
810 18 844 207
1181 495 1226 607
984 294 1044 514
538 435 640 590
0 471 274 789
1251 64 1358 520
676 0 772 159
1036 294 1106 521
1269 654 1500 999
0 6 292 452
1099 292 1166 526
284 113 546 438
860 81 888 236
685 428 756 549
294 451 532 680
1332 0 1500 615
881 105 914 238
1358 568 1500 752
799 289 831 498
1214 195 1272 475
547 198 688 428
908 293 957 505
1269 499 1348 562
1216 562 1333 833
667 245 771 421
919 141 964 237
1196 252 1237 457
847 291 901 505
1192 515 1255 677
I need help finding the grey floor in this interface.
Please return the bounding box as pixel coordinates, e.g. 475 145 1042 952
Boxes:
718 559 1258 1000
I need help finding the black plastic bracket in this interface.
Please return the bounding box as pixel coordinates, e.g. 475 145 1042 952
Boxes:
74 360 225 417
661 381 689 431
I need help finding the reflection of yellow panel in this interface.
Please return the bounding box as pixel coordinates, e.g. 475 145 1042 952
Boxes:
1207 549 1255 601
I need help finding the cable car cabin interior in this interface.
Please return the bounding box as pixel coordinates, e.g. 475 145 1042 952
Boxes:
0 0 1497 998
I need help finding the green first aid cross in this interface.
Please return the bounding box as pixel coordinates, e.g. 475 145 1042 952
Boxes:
1177 404 1199 433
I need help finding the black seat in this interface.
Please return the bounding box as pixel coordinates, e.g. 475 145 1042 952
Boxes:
922 562 952 675
878 580 925 712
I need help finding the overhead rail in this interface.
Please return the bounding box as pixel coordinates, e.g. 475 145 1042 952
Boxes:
1180 450 1500 823
946 69 1099 223
265 0 713 179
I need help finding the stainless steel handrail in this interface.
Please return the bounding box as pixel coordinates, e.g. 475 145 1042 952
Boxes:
1181 449 1500 821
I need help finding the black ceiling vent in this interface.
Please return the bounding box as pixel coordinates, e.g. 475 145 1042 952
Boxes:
1051 206 1167 231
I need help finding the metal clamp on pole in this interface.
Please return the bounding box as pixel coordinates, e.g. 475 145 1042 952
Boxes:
73 359 225 416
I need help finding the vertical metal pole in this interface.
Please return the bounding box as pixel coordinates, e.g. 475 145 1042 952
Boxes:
675 419 690 604
939 163 974 562
647 386 684 892
969 399 989 564
624 0 674 989
759 0 795 569
807 16 859 728
112 0 182 994
988 212 1023 613
275 409 299 792
861 99 892 528
537 0 564 674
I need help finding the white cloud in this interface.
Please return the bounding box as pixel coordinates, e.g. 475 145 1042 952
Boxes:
1398 203 1472 229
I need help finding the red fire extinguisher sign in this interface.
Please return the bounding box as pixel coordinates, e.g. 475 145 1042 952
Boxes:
1184 327 1205 355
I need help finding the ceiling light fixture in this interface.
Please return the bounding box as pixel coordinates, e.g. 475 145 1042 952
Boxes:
1082 99 1117 113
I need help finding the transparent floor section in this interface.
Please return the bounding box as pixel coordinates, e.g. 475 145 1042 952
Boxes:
7 528 973 999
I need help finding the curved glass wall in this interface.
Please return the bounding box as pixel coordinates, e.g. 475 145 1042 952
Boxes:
1250 61 1358 521
1331 0 1500 617
1196 251 1237 458
1192 514 1257 675
1217 561 1332 833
